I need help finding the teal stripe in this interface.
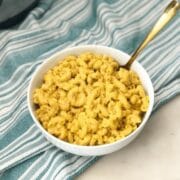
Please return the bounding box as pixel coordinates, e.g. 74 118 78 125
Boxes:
0 95 27 121
54 156 82 179
0 152 44 180
0 127 44 161
0 61 40 95
66 157 100 180
0 112 33 148
37 151 68 179
153 92 180 113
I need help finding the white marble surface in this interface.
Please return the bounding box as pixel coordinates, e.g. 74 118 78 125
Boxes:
78 96 180 180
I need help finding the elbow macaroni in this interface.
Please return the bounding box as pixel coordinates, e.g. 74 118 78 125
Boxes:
33 52 149 146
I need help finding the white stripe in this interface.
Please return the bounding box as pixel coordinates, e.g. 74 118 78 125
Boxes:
31 7 44 18
113 2 168 47
0 141 50 172
0 125 39 160
0 75 30 103
56 157 89 180
25 1 134 40
155 79 180 97
141 21 179 62
65 157 96 179
30 149 62 180
28 0 144 47
0 99 26 122
73 0 165 49
41 0 88 27
19 148 60 180
148 47 179 78
154 80 180 110
155 62 180 89
0 86 28 117
0 102 27 134
0 20 72 66
0 29 43 51
0 61 39 90
20 152 77 180
0 78 30 104
41 152 69 180
0 31 60 66
37 0 72 24
69 1 91 25
140 21 179 68
18 150 48 180
0 136 50 165
51 156 80 180
0 63 41 96
153 55 179 87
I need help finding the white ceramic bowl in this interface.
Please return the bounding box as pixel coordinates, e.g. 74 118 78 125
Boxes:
27 45 154 156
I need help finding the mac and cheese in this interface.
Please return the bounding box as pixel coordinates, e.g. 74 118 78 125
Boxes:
33 52 149 146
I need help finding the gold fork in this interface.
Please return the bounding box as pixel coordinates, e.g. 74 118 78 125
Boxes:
122 0 180 70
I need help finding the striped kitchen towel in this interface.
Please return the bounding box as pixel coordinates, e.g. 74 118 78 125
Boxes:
0 0 179 179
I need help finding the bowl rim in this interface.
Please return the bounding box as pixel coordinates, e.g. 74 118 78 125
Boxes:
27 45 154 150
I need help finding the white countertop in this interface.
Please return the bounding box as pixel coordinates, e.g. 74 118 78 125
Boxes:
78 96 180 180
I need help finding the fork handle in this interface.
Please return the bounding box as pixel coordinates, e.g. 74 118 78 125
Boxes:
125 0 180 69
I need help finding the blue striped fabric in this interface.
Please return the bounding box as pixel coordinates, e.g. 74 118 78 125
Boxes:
0 0 179 179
